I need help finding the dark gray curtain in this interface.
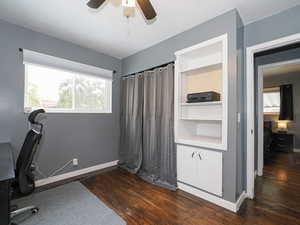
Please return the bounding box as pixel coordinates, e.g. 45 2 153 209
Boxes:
139 64 176 190
119 64 176 190
279 84 294 121
119 75 144 173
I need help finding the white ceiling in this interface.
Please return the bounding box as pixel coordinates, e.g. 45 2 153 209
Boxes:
0 0 299 59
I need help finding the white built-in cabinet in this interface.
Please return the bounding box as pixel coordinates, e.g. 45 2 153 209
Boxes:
175 34 228 198
177 145 223 196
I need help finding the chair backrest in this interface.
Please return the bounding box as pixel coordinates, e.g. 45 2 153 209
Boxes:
16 109 45 195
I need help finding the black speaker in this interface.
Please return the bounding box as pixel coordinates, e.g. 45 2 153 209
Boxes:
187 92 220 103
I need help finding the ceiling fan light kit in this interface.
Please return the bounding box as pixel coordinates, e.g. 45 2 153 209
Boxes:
122 0 136 8
87 0 157 21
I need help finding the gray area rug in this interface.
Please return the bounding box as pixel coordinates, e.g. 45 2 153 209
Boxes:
12 182 126 225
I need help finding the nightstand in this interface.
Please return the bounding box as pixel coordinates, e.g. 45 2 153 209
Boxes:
272 132 294 153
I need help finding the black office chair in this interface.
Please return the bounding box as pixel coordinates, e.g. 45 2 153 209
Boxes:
10 109 46 223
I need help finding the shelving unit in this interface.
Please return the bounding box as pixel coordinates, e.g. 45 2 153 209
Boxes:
180 101 222 106
174 34 228 150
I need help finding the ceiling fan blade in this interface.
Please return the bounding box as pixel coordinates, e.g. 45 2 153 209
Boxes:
137 0 157 20
87 0 106 9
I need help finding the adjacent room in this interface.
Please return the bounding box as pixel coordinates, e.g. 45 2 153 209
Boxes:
253 44 300 214
0 1 300 225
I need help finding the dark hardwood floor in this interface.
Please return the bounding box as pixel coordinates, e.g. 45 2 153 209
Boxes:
82 152 300 225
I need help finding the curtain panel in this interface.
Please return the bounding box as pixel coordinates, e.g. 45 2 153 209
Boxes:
279 84 294 121
119 64 176 190
119 75 144 173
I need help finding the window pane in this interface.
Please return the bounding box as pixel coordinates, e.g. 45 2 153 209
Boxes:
25 63 112 113
263 91 280 113
75 74 108 111
26 64 74 109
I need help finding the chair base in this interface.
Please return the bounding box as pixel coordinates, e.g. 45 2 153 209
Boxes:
10 205 39 219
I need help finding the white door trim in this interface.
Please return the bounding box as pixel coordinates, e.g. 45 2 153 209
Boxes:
246 33 300 199
257 65 264 177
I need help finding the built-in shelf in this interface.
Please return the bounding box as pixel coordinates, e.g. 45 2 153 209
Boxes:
174 34 228 151
181 101 222 106
181 117 222 121
180 101 222 121
176 135 222 149
181 61 222 74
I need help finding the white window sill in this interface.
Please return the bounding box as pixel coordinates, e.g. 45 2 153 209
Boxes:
24 109 112 114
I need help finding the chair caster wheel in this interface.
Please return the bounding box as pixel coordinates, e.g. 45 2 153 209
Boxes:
31 207 39 214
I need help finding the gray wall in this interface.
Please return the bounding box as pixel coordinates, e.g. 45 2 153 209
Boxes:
264 73 300 148
245 4 300 48
0 19 121 178
236 12 245 198
122 9 241 203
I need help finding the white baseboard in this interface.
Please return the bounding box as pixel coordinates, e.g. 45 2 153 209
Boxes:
35 160 119 187
235 191 247 212
255 169 263 178
294 148 300 153
178 183 246 212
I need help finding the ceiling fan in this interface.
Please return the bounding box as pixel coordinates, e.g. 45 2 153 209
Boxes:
87 0 157 20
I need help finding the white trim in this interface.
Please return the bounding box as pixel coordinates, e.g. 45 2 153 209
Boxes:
222 34 228 151
246 46 255 199
235 191 247 212
35 160 118 187
246 32 300 200
294 149 300 153
178 183 246 212
24 109 112 114
175 34 228 56
257 66 264 177
254 170 260 178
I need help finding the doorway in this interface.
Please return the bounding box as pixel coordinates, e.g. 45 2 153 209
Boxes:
256 59 300 177
246 33 300 199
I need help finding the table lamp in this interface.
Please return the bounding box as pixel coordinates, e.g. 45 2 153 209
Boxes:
277 121 288 133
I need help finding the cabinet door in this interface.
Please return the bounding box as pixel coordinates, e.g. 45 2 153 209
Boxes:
177 145 197 187
195 149 222 196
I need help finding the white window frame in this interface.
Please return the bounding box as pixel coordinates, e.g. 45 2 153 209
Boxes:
24 62 112 114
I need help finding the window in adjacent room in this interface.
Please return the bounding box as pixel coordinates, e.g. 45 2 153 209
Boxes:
23 49 112 113
263 87 280 114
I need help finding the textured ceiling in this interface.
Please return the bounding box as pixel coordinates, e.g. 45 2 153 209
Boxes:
0 0 299 58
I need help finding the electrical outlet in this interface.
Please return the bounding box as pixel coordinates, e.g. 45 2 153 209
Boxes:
73 158 79 166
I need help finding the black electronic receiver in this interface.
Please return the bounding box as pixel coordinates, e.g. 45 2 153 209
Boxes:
187 91 220 103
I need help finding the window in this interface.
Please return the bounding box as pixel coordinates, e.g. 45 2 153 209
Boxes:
24 63 112 113
263 88 280 114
